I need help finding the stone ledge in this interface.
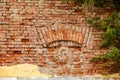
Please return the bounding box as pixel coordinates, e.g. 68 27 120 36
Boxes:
0 77 120 80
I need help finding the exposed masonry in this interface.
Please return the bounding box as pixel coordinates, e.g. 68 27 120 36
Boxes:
0 0 114 76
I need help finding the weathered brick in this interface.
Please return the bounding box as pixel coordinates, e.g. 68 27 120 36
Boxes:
0 0 114 76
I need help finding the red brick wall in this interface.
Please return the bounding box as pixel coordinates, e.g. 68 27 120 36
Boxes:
0 0 114 76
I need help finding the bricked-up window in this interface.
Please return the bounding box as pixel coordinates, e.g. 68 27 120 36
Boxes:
46 40 82 48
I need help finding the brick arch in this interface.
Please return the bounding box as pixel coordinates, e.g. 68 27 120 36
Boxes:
43 29 85 46
46 40 82 48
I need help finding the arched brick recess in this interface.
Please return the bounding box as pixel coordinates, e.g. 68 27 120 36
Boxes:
34 25 92 76
37 26 90 47
43 29 84 46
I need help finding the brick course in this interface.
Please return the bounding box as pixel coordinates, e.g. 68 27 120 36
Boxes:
0 0 114 76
